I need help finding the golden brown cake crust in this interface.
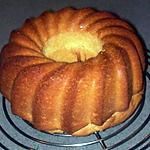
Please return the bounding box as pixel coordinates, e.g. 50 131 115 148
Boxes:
72 90 143 136
0 7 145 136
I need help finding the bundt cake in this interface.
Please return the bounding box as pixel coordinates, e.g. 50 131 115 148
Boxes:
0 7 145 136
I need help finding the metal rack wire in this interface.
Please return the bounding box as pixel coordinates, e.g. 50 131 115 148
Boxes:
0 50 150 150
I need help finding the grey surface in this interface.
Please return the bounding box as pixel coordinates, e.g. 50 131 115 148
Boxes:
0 0 150 150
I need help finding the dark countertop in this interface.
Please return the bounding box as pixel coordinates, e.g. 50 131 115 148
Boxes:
0 0 150 149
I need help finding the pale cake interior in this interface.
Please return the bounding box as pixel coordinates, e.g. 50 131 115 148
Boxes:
43 32 103 63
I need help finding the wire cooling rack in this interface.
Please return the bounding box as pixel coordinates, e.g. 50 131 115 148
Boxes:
0 51 150 150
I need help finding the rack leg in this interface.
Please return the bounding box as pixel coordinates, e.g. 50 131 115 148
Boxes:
94 132 108 150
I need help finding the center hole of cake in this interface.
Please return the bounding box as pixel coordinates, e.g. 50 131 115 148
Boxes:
43 32 102 63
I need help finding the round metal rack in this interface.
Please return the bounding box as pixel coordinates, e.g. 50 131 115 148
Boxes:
0 50 150 150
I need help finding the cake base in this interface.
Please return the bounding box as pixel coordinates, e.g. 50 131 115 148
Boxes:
45 90 143 136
